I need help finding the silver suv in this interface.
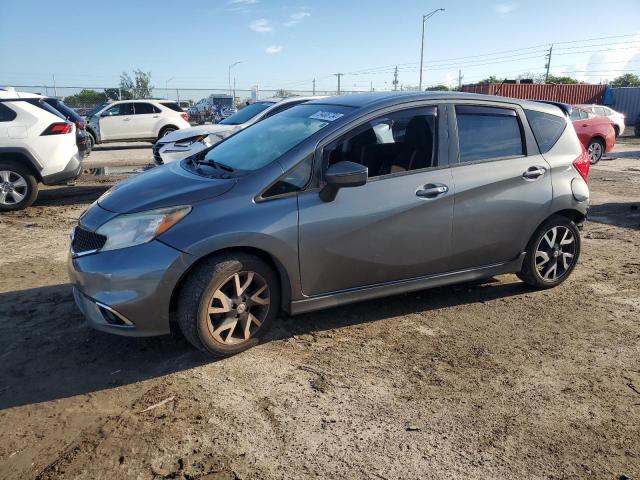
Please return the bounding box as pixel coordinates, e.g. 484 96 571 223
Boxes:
69 92 591 357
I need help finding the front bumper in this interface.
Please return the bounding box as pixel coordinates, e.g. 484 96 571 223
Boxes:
156 141 208 165
68 240 194 337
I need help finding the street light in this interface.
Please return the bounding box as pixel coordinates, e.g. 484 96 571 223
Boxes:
228 61 242 99
165 77 175 100
419 8 444 91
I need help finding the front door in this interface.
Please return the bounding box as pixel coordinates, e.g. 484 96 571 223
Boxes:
99 102 134 141
298 104 454 297
448 104 553 271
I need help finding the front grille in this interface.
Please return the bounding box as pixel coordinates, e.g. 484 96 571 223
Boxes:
72 226 107 254
153 143 163 165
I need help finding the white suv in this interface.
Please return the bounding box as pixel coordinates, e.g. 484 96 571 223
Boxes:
0 88 81 211
154 96 322 165
85 99 191 148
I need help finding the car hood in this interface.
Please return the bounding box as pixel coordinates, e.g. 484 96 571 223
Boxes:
97 161 236 214
161 124 238 143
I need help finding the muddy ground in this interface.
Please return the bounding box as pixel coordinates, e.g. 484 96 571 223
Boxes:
0 138 639 479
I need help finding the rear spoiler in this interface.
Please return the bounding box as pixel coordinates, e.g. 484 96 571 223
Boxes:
530 100 572 117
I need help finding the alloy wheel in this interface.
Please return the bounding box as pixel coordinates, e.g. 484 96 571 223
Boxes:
0 170 28 206
534 226 576 282
587 141 602 163
206 271 270 345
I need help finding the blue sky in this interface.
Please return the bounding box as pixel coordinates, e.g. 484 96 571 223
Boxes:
1 0 639 94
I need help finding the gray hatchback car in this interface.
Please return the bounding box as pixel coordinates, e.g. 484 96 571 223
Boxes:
69 92 591 357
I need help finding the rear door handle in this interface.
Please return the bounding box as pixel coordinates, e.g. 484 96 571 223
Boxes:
123 118 132 122
416 183 448 198
523 166 547 180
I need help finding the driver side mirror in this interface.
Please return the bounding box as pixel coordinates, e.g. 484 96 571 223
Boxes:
319 161 367 202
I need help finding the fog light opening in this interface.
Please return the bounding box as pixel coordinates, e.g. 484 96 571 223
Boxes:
96 303 134 327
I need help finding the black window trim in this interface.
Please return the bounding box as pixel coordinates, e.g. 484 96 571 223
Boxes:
255 154 315 202
450 102 529 167
0 103 18 122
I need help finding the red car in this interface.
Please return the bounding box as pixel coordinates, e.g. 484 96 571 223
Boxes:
570 106 616 164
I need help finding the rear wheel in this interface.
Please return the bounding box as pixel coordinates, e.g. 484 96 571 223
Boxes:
517 215 580 289
177 253 280 357
158 126 177 141
586 138 604 164
0 162 38 212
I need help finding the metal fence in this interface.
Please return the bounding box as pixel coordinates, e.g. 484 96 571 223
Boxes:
4 85 371 109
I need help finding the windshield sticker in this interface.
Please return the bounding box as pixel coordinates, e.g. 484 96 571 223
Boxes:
309 111 344 122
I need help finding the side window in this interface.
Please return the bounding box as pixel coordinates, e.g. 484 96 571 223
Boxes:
524 109 567 153
323 106 438 178
111 103 134 116
262 156 313 198
134 103 156 115
594 106 607 116
160 102 183 112
0 103 17 122
455 105 524 163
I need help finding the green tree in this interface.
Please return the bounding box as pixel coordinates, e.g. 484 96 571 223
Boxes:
478 75 500 84
274 89 293 97
62 89 108 107
120 69 153 99
545 75 581 84
425 84 449 91
610 73 640 87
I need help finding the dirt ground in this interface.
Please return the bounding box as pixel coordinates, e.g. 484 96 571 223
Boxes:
0 137 639 480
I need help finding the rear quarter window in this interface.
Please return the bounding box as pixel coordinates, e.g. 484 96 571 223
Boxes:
524 109 567 153
0 103 17 122
160 102 184 112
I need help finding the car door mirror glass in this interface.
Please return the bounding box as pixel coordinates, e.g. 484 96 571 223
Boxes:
320 161 367 202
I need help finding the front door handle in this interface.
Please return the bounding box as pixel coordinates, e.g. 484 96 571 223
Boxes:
523 166 547 180
416 183 448 198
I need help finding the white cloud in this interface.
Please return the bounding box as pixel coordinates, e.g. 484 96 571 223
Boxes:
284 11 310 27
494 3 516 15
228 0 258 4
250 18 273 33
265 45 283 54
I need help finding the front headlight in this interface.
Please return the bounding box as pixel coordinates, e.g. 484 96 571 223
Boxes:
96 206 191 252
174 134 208 148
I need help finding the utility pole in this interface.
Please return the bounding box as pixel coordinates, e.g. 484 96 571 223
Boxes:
334 73 343 94
393 66 399 91
419 8 445 91
233 77 236 106
458 69 464 90
312 78 316 95
370 81 374 92
52 74 57 98
228 61 242 97
545 44 553 83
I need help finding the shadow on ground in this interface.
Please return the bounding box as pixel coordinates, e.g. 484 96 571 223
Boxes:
92 144 151 151
0 278 531 410
588 202 640 230
34 185 111 207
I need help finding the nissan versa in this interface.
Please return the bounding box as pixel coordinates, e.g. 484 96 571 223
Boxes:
69 92 591 357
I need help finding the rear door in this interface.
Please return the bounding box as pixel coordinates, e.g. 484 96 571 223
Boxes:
448 103 552 271
131 102 161 138
99 102 134 140
297 103 454 296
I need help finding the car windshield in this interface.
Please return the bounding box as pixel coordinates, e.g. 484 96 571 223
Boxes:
86 103 108 117
199 104 354 173
219 101 275 125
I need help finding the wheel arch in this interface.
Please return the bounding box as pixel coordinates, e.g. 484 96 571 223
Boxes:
169 246 293 327
0 149 43 182
158 124 179 139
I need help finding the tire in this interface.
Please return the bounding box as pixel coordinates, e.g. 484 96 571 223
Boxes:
614 125 620 138
177 253 280 357
586 138 604 164
158 126 177 141
0 162 39 212
517 215 581 289
86 132 95 154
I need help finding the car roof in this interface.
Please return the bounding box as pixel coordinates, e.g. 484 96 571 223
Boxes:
304 91 564 115
0 88 43 99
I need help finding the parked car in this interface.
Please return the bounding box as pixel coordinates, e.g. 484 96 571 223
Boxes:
577 104 625 137
85 99 190 148
43 97 90 156
570 106 616 164
0 88 82 211
69 92 590 357
153 96 321 165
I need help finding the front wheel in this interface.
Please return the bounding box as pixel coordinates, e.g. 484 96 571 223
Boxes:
0 162 39 212
177 254 280 357
517 215 581 289
586 138 604 164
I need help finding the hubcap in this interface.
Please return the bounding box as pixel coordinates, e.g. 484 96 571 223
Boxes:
588 142 602 163
206 271 270 345
0 170 27 206
535 226 576 282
